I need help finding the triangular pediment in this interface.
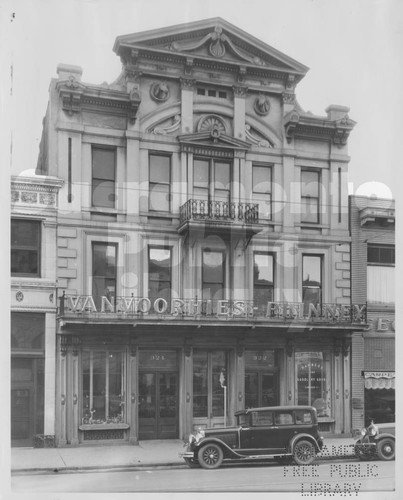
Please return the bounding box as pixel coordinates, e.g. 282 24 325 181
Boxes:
113 18 308 75
178 128 251 152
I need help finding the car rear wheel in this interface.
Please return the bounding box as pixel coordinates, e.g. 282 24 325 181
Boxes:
293 439 316 465
376 438 395 460
184 457 200 468
198 443 224 469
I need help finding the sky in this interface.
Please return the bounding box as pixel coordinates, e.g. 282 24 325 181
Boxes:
1 0 402 199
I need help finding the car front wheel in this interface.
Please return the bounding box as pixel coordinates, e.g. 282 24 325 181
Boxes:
376 438 395 460
184 457 200 468
198 443 224 469
293 439 316 465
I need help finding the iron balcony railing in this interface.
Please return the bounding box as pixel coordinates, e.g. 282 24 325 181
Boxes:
179 199 259 225
58 294 367 324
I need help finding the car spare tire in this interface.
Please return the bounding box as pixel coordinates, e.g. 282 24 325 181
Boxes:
376 438 395 461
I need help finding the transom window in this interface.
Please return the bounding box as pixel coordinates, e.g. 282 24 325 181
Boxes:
149 153 171 212
301 169 320 223
11 219 41 277
252 164 272 220
92 146 116 208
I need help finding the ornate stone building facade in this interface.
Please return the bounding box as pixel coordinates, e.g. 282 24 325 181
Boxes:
35 18 366 446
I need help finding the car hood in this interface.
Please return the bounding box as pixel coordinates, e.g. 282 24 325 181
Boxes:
376 423 395 435
204 426 239 437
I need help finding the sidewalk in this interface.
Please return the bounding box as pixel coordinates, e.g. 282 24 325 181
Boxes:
10 437 357 474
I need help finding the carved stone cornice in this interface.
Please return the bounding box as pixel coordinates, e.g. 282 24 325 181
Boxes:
232 85 248 98
284 109 356 146
56 79 142 124
124 64 142 83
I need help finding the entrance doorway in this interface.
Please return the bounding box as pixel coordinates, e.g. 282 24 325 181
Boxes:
245 372 279 408
11 357 44 447
138 372 178 440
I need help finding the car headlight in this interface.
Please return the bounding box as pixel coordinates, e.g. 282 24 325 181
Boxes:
360 428 367 437
188 434 196 444
195 429 205 443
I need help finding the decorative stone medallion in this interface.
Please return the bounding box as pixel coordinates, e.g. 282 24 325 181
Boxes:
197 114 227 134
254 93 271 116
150 81 170 102
16 291 24 302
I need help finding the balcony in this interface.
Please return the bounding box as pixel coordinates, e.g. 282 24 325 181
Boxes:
178 199 261 237
58 294 367 328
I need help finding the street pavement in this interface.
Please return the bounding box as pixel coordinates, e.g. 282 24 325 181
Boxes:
10 436 357 474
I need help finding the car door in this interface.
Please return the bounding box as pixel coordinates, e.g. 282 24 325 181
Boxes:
239 410 284 455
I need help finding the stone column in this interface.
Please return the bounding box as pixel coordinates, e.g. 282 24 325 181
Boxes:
180 78 195 134
44 312 56 436
232 85 248 141
128 344 138 444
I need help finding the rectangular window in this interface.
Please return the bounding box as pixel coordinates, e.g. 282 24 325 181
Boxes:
92 243 117 309
302 255 322 307
92 147 116 208
149 153 171 212
193 158 231 216
367 245 395 265
367 245 395 303
82 350 125 424
11 219 41 277
202 250 225 301
148 247 172 306
253 253 274 313
295 351 331 417
301 169 320 223
252 164 272 220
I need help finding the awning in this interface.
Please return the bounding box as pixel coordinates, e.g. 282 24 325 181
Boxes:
364 371 395 390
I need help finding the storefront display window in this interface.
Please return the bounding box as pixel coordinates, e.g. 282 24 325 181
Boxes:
82 351 124 424
295 351 331 417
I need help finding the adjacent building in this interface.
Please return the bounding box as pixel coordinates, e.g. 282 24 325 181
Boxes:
31 18 367 446
350 195 395 430
11 174 63 446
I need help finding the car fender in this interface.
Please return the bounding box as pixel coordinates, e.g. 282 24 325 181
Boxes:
289 433 321 452
374 433 395 442
195 437 242 459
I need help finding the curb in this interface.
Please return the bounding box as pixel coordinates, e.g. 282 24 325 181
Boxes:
11 454 357 475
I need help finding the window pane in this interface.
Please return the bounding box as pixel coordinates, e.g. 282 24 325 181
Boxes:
93 244 116 277
212 351 227 417
11 220 40 276
92 352 106 420
108 352 123 421
301 170 319 197
149 184 170 211
303 256 321 284
194 160 209 188
139 373 156 418
245 373 258 409
301 197 319 223
92 149 115 180
367 266 395 303
296 351 330 417
11 312 45 350
254 254 273 285
193 351 208 417
203 251 224 283
11 220 40 247
150 155 170 183
214 162 230 189
92 179 115 208
253 166 271 194
149 247 171 305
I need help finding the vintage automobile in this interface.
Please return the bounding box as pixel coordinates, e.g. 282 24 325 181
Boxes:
354 420 395 461
181 406 324 469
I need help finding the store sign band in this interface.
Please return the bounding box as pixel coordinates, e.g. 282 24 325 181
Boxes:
65 295 366 322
